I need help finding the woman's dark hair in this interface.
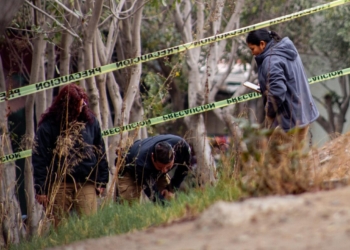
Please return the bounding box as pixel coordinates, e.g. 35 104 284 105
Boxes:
246 28 281 45
39 83 94 126
154 142 174 164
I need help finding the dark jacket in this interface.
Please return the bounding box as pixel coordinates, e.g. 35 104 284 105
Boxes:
32 116 109 195
122 134 191 202
255 37 319 131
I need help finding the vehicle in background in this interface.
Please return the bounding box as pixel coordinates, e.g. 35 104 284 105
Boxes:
201 59 251 97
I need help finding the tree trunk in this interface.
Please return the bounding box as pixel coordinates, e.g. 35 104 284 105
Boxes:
83 0 103 118
0 0 23 34
119 0 145 140
35 52 47 122
0 55 24 247
93 36 112 197
174 0 216 185
25 33 47 237
336 76 350 134
45 43 55 106
316 76 350 138
77 49 86 90
95 27 123 194
186 69 217 186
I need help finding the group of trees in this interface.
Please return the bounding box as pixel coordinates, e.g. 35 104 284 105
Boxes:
1 0 350 246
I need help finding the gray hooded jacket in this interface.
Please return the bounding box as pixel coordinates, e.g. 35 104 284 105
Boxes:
255 37 319 131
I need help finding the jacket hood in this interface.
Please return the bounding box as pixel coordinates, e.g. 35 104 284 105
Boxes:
255 37 297 65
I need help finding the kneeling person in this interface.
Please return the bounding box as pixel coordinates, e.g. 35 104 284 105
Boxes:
117 134 191 203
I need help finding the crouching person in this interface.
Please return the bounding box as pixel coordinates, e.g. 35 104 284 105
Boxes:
117 134 191 204
32 84 109 227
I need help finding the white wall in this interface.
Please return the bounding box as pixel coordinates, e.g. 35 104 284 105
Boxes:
303 55 350 147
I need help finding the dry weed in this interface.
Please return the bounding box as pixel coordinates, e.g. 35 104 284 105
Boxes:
226 123 350 197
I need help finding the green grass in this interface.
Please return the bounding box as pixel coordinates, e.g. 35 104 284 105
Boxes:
12 178 242 250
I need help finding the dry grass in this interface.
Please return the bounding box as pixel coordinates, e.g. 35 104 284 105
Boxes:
216 123 350 198
307 132 350 188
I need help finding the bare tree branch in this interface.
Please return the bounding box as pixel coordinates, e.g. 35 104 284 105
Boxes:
24 0 81 41
52 0 80 18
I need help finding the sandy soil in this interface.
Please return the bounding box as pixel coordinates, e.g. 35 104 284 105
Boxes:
50 133 350 250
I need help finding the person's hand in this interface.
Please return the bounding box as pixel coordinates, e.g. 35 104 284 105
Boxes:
96 187 105 196
35 194 48 207
161 189 175 201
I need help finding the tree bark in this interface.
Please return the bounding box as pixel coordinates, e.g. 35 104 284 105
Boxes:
0 55 24 247
77 48 86 90
119 0 146 140
25 33 47 237
0 0 23 34
174 0 216 185
45 43 55 106
83 0 103 118
35 52 47 122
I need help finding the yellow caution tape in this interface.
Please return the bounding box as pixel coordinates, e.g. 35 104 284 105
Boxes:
1 68 350 163
0 0 348 102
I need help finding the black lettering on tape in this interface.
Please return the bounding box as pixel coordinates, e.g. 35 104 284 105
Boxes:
147 54 154 60
184 109 192 115
61 76 68 83
1 152 21 162
0 92 6 101
105 127 120 135
134 57 141 63
10 89 21 97
74 72 82 79
116 59 132 68
54 79 61 85
125 59 132 66
116 61 123 68
36 82 43 90
102 130 110 136
44 81 51 88
336 70 343 76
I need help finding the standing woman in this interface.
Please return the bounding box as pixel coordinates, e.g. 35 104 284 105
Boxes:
32 83 109 226
246 28 319 144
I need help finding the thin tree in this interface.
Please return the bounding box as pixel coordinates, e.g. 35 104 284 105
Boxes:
173 0 247 184
0 0 26 246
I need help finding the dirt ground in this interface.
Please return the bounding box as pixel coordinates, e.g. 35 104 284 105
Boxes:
51 133 350 250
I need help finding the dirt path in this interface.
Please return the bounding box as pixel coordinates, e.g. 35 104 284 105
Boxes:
51 185 350 250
